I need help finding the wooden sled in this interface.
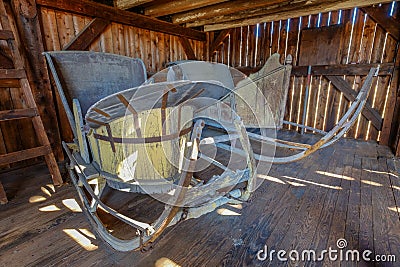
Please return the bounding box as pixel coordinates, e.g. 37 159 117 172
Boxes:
44 51 256 251
159 54 378 163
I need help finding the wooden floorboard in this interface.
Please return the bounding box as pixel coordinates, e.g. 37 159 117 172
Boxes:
0 133 399 267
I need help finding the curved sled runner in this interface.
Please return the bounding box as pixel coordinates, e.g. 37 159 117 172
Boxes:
45 51 257 251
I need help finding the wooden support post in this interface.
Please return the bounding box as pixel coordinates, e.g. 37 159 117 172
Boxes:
326 75 383 131
10 0 63 161
63 18 110 51
380 45 400 146
178 37 196 60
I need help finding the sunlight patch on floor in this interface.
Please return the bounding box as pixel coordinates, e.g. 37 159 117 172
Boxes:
217 208 241 216
315 170 355 181
63 229 98 251
257 174 286 184
361 180 383 187
40 186 53 197
388 206 400 214
155 257 181 267
227 203 243 210
363 168 398 178
39 204 61 212
29 195 47 203
62 198 82 212
287 181 306 187
282 176 342 190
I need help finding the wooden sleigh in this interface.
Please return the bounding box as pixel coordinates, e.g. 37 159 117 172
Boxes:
157 54 378 163
44 51 377 251
44 51 258 251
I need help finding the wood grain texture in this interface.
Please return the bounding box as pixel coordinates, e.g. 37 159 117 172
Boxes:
10 0 63 161
63 18 109 51
36 0 206 41
1 132 399 265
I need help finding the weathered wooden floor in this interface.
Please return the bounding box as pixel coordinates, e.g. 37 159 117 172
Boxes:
1 132 400 267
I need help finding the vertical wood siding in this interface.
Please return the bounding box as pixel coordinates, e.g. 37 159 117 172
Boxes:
212 3 398 144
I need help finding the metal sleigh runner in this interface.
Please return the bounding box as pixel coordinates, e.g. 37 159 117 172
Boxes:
44 51 377 252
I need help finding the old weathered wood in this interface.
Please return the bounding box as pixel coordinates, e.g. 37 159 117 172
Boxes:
0 181 7 204
0 79 19 87
144 0 228 17
36 0 206 41
172 0 286 24
298 25 344 66
0 30 13 40
361 6 400 41
0 50 14 69
202 0 394 31
178 37 196 60
114 0 153 10
0 145 51 165
238 62 394 77
209 29 231 55
63 18 110 50
0 0 63 185
382 48 399 146
10 0 63 161
326 75 382 130
0 108 37 120
0 69 25 79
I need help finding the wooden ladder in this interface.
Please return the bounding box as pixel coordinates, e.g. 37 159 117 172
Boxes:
0 1 62 204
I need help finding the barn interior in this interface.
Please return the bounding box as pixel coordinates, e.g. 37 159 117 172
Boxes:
0 0 399 266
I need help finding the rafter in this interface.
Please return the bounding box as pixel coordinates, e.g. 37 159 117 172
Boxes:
144 0 228 17
201 0 394 31
172 0 287 24
114 0 154 10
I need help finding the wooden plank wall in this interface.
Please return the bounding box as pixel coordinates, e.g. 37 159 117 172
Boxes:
40 8 204 74
39 7 204 142
211 2 399 144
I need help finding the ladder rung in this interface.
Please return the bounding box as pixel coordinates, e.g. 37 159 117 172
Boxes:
0 30 13 40
0 146 52 165
0 79 19 88
0 69 26 79
0 108 37 121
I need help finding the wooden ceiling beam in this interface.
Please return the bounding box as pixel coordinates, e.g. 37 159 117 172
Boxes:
172 0 288 24
37 0 206 41
186 0 298 28
361 6 400 41
144 0 228 17
202 0 394 31
114 0 154 10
